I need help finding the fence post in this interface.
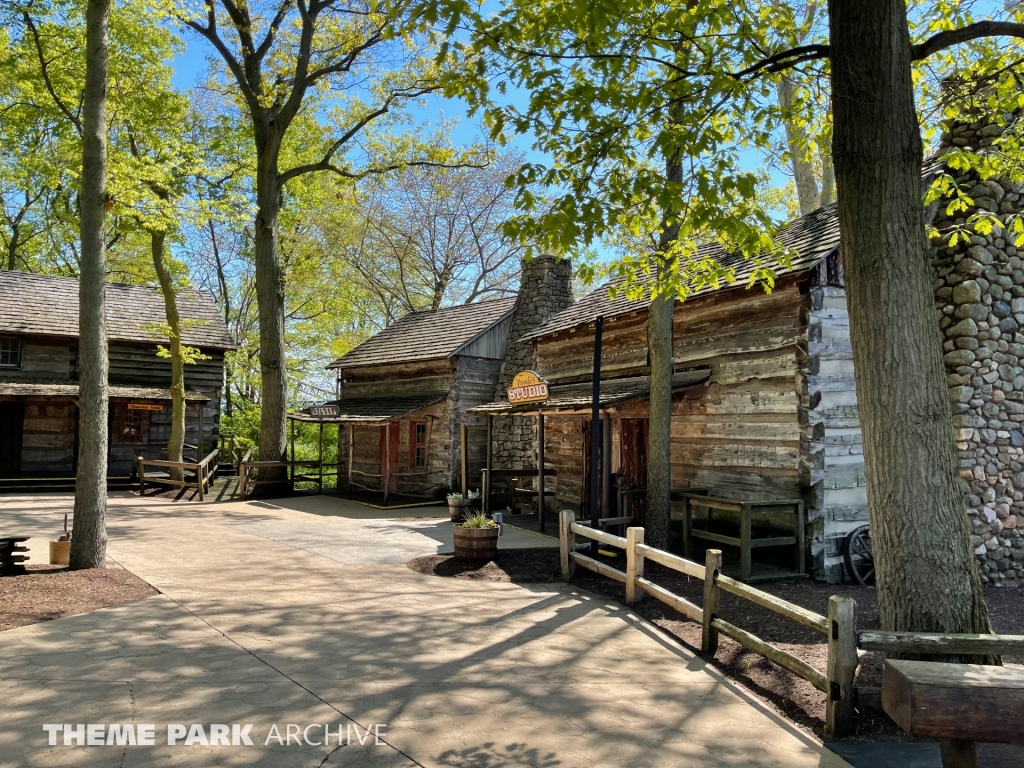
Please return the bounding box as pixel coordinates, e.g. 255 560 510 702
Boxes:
702 549 723 655
625 527 644 604
197 459 205 503
139 459 146 497
826 595 858 738
559 510 576 580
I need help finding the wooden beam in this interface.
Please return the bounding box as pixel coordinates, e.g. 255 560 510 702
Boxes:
826 596 858 738
702 549 723 655
570 551 626 583
859 631 1024 656
538 413 546 532
460 422 468 495
713 618 828 692
716 573 829 634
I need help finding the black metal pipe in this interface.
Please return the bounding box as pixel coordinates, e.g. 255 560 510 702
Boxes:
590 316 603 555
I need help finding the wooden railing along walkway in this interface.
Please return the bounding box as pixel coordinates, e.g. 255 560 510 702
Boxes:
138 448 219 502
559 510 857 735
559 510 1024 738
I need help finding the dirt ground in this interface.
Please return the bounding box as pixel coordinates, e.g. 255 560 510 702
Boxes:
0 562 158 632
409 548 1024 741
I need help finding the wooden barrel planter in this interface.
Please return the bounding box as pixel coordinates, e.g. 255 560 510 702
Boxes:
447 497 478 522
453 525 499 560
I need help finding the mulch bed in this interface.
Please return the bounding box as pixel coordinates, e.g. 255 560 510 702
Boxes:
409 548 1024 742
408 549 563 583
0 563 158 632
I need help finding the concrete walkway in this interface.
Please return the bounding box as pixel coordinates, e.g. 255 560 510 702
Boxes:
0 493 849 767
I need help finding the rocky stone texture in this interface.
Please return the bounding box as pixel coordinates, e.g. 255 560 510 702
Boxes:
492 256 573 469
931 116 1024 586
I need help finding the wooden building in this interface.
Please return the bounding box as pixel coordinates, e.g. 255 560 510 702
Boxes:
298 298 519 499
0 271 233 488
471 206 856 579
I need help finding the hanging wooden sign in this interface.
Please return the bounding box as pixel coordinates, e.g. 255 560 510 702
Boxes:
508 370 550 404
308 404 341 418
127 403 165 411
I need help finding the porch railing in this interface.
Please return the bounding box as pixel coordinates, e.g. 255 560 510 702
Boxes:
138 448 219 502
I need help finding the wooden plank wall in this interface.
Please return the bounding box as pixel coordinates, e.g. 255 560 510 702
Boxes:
1 338 76 380
20 400 75 474
531 274 811 527
107 342 225 392
452 357 504 490
337 360 457 496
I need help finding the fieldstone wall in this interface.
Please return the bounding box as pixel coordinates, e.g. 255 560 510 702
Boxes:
492 255 573 468
931 116 1024 586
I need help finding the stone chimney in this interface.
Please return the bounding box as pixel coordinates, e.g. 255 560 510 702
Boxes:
930 111 1024 586
492 255 573 470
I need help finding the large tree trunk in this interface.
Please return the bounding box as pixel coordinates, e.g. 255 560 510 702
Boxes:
646 290 674 550
70 0 110 570
253 148 288 483
646 104 686 550
150 230 186 481
829 0 992 636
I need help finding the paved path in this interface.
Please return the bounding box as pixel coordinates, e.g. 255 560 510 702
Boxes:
0 493 849 767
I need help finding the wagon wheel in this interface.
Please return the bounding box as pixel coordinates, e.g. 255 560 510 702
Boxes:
843 525 874 586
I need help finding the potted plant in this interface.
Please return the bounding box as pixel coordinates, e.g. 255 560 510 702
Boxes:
453 510 500 560
49 514 71 566
447 489 481 522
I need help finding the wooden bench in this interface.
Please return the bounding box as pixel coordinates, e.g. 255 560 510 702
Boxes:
882 659 1024 768
0 536 30 575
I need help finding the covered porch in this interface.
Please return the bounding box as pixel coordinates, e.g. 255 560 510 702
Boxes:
0 380 211 492
286 392 447 506
465 370 712 534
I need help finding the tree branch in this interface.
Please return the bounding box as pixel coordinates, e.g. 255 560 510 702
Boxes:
22 12 83 134
732 43 830 79
912 21 1024 62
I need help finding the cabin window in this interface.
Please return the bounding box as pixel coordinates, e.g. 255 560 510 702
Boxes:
0 336 22 368
120 407 144 442
411 421 428 469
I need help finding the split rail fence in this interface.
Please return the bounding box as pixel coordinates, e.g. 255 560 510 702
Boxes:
558 510 1024 737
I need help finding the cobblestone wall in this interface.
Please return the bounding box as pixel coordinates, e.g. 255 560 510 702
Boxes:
492 255 573 468
931 116 1024 585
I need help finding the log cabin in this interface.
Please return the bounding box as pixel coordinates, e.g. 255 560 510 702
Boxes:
294 255 575 502
470 206 855 580
312 297 519 500
0 271 233 490
472 114 1024 586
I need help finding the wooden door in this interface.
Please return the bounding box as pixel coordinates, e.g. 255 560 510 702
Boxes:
619 418 649 523
0 401 25 478
380 422 400 492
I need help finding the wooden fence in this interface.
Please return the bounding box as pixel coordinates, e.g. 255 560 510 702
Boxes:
138 448 219 502
236 457 323 498
558 510 858 736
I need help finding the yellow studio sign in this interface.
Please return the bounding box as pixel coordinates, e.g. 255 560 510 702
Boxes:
507 371 550 404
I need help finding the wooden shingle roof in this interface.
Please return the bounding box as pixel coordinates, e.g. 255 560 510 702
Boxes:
328 297 517 370
0 271 234 349
524 203 841 342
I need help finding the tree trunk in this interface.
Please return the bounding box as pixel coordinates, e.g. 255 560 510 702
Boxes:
646 289 674 550
254 148 288 483
829 0 992 637
645 105 687 549
777 74 822 216
150 230 186 481
70 0 110 570
7 223 20 270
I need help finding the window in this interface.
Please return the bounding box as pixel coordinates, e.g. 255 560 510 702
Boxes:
411 421 428 469
120 407 144 442
0 336 21 368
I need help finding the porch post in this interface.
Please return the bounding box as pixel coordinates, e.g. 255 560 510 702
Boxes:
484 415 493 514
602 412 612 522
347 423 354 500
538 412 546 533
289 418 295 486
197 402 205 458
384 422 392 504
318 422 324 494
460 422 468 495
